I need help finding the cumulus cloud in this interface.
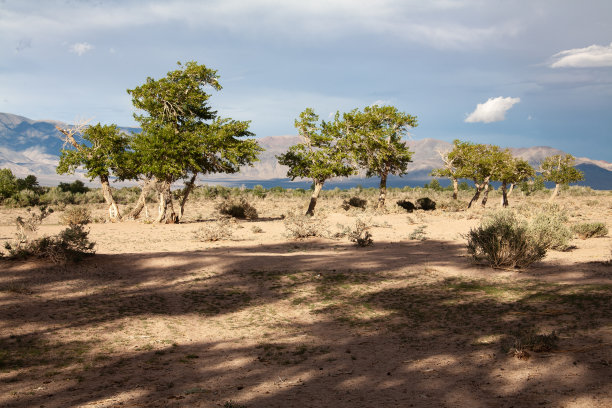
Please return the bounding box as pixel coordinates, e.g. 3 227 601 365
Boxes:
69 42 93 56
550 42 612 68
465 96 520 123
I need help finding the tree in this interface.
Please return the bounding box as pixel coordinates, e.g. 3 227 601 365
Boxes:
56 123 129 221
344 105 417 209
0 168 18 200
276 108 355 216
431 146 462 199
540 154 584 201
496 156 535 207
127 61 261 223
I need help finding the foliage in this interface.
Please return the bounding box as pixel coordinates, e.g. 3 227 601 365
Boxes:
216 198 258 220
58 180 90 194
14 206 53 243
60 207 93 226
0 168 18 199
341 196 367 210
283 212 326 238
424 179 443 191
519 175 546 196
408 225 428 241
528 207 572 251
396 199 416 212
572 222 608 239
416 197 436 211
193 218 234 241
5 224 95 263
467 211 547 269
540 154 584 186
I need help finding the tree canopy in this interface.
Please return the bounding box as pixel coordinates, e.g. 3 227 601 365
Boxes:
540 154 584 200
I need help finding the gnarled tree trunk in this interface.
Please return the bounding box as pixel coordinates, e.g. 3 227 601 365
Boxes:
306 180 324 216
155 179 178 224
452 178 458 200
468 177 490 208
178 174 198 221
129 177 157 220
480 180 490 208
377 172 388 210
500 182 509 207
100 174 121 222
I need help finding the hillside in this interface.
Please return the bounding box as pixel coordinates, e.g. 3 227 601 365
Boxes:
1 112 611 189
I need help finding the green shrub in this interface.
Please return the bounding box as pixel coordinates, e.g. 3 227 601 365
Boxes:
58 180 89 194
467 211 547 269
341 196 367 210
216 199 258 219
60 207 92 226
528 210 572 251
416 197 436 211
396 199 416 212
572 222 608 239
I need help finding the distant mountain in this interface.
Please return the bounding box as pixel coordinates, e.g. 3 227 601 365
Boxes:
1 112 610 189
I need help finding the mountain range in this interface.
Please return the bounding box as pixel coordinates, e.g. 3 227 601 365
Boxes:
1 112 610 189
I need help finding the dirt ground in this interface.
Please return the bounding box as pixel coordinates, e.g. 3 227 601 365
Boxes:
0 190 611 408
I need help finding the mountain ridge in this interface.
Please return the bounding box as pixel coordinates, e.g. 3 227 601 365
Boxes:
1 112 610 189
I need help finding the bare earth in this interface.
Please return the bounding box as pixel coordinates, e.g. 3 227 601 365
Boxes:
0 190 611 408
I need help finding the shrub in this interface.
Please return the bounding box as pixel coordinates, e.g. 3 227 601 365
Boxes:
341 196 367 211
283 212 326 239
346 219 373 247
5 224 95 263
217 199 258 220
60 206 92 226
396 199 416 212
506 331 559 360
408 225 428 241
15 206 53 242
416 197 436 211
193 218 234 242
466 211 547 269
572 222 608 239
529 210 572 251
58 180 89 194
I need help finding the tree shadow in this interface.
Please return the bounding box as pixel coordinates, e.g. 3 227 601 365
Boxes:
0 239 610 407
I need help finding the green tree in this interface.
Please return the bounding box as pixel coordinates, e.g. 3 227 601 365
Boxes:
57 123 129 221
344 105 417 209
540 154 584 201
128 61 261 223
431 144 463 199
495 156 535 207
0 168 18 200
277 108 355 216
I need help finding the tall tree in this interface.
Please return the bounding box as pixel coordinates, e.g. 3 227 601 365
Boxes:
277 108 355 216
431 142 464 200
495 155 535 207
0 168 18 201
540 154 584 201
128 61 261 223
56 123 129 221
344 105 417 209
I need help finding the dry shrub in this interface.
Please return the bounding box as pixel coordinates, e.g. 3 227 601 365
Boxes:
506 331 559 360
572 222 608 239
467 210 547 269
60 206 92 226
217 198 258 219
283 212 326 238
5 224 95 263
528 208 572 251
346 219 373 247
193 218 234 242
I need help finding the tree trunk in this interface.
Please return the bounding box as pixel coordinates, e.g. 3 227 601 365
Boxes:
500 182 509 207
178 174 198 221
377 172 388 210
480 180 490 207
468 177 490 209
155 179 178 224
129 177 157 220
99 174 121 222
306 181 324 216
548 183 560 201
452 178 458 200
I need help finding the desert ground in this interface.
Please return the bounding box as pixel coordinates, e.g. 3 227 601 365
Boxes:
0 187 611 408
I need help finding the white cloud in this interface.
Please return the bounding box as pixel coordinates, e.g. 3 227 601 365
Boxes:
550 42 612 68
69 42 93 56
465 96 520 123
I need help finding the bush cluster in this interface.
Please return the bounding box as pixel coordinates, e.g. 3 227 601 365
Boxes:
341 196 367 211
216 198 258 219
572 222 608 239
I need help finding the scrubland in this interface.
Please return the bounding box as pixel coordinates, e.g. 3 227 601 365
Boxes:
0 186 610 408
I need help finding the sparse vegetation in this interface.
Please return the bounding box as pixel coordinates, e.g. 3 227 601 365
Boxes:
60 206 92 226
193 218 234 241
283 212 326 238
217 198 258 220
346 218 373 247
572 222 608 239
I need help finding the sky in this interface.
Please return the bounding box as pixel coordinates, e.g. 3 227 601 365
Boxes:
1 0 611 161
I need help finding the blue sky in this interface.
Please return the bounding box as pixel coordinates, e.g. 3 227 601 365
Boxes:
1 0 611 161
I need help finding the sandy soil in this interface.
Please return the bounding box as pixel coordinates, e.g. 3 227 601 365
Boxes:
0 191 611 407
